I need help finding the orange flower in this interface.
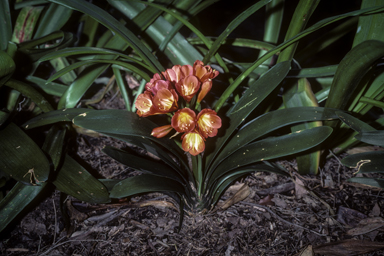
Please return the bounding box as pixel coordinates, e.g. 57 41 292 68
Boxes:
182 130 205 156
171 108 196 133
197 109 222 138
135 91 155 117
145 73 162 91
162 64 193 84
151 125 173 138
197 80 212 104
148 80 173 95
175 75 201 103
153 88 179 113
193 60 219 83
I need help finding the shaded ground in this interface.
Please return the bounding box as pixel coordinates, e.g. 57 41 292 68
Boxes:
1 89 384 256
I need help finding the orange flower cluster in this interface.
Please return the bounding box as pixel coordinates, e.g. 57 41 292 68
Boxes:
135 60 221 156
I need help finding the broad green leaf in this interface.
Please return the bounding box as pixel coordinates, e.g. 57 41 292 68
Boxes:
210 126 333 184
287 65 338 78
11 6 44 43
110 174 185 199
211 107 338 171
355 130 384 147
348 177 384 189
58 34 128 109
109 0 202 65
39 47 155 73
46 59 151 83
296 17 358 63
206 61 291 171
337 111 376 133
102 146 185 184
0 0 12 51
42 125 67 170
0 182 47 232
25 76 67 97
342 151 384 173
0 50 15 86
202 0 272 64
324 40 384 126
17 31 75 62
33 3 73 38
0 123 50 184
214 4 384 112
49 0 164 73
283 78 321 174
23 108 93 129
352 0 384 47
4 79 54 112
277 0 320 63
72 109 188 171
53 155 110 204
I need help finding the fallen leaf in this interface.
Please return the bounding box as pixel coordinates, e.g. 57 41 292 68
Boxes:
346 217 384 236
259 194 275 206
313 239 384 256
299 245 314 256
371 202 381 217
295 177 308 199
220 184 251 210
337 206 367 228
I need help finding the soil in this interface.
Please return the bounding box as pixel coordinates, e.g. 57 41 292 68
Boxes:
1 88 384 256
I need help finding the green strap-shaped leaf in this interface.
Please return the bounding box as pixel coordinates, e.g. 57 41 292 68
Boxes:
287 65 338 78
5 79 54 112
53 154 110 203
25 76 67 97
39 47 155 73
206 61 291 172
45 59 151 83
0 182 47 232
325 40 384 123
355 130 384 147
49 0 164 73
213 4 384 112
0 0 12 51
72 109 188 171
33 3 73 38
0 123 50 184
342 151 384 173
211 107 338 171
352 0 384 47
210 126 332 185
11 6 44 43
348 177 384 189
22 108 93 129
336 111 376 133
0 50 15 86
42 124 67 171
109 0 203 66
110 174 185 199
102 146 186 185
202 0 272 64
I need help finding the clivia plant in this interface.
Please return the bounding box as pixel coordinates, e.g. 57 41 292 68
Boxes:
1 0 384 233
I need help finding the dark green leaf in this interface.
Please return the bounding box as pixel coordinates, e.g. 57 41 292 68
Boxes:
49 0 164 73
42 125 67 170
0 182 47 232
337 111 376 133
23 108 92 129
287 65 338 78
341 151 384 173
0 50 15 86
110 174 185 199
53 155 110 203
102 146 185 184
210 126 333 184
0 0 12 51
348 177 384 189
0 123 50 184
207 61 291 171
355 130 384 147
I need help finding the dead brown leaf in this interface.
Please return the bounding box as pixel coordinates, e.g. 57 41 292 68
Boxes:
220 183 251 210
313 239 384 256
346 217 384 236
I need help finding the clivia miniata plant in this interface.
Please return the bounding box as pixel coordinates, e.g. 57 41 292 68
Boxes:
1 0 384 232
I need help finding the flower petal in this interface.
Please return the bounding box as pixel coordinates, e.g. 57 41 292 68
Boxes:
182 130 205 156
151 125 173 138
171 108 196 133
